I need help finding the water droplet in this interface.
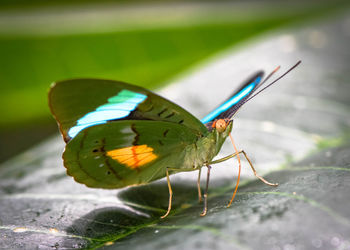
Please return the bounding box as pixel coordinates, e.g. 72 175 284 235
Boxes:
95 156 101 159
155 230 159 234
99 163 104 168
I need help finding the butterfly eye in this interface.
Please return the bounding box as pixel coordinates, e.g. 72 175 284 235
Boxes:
215 119 227 133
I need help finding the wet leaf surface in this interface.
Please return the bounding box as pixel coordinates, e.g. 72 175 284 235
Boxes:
1 8 350 250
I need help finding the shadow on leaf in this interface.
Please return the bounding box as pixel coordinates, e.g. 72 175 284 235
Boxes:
65 180 200 247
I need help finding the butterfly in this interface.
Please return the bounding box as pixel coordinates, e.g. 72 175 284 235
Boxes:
49 61 301 218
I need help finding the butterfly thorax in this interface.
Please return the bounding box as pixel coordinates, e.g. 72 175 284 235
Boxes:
181 120 233 170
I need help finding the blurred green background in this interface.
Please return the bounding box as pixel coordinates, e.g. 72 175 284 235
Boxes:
0 0 347 162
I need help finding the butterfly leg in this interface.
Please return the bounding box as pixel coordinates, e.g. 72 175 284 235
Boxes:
210 151 278 187
227 134 242 208
197 168 202 203
200 165 211 216
161 168 173 219
210 134 278 208
210 152 240 164
161 167 202 218
241 150 278 187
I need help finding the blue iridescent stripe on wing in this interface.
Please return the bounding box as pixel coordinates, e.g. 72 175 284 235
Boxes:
201 74 263 124
68 90 147 138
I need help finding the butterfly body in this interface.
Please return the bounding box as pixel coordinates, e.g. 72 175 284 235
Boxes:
49 61 302 217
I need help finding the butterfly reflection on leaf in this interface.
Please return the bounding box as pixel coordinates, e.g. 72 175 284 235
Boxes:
49 61 301 218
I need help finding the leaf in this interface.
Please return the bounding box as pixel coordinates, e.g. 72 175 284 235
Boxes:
1 7 350 250
1 138 349 249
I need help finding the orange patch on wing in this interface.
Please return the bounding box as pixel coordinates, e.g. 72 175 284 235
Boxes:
106 145 157 169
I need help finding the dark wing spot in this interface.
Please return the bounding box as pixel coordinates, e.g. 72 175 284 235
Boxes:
131 124 140 145
163 129 169 137
165 112 175 119
178 119 184 124
158 108 168 117
158 140 164 146
105 158 122 180
107 171 111 175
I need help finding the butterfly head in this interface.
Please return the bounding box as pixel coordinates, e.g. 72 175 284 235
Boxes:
212 118 232 134
211 118 233 154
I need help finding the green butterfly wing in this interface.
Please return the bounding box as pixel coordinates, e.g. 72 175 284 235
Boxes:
63 120 200 189
49 78 208 142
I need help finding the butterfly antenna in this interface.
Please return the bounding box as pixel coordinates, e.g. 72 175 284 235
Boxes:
245 60 301 103
258 65 281 89
230 60 301 120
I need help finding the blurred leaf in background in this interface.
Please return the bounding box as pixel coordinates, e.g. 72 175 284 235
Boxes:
0 0 347 162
